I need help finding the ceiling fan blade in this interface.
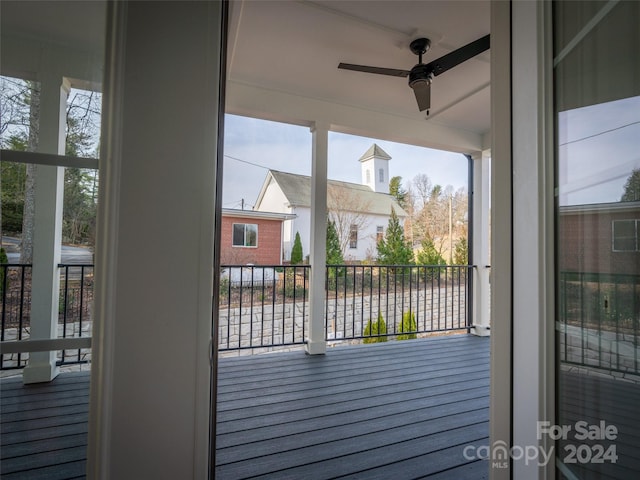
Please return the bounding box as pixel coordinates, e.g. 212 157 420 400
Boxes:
338 63 410 78
425 34 490 77
411 81 431 112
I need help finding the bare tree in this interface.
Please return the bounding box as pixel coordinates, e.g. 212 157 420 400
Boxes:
2 76 102 258
407 174 468 262
327 184 372 255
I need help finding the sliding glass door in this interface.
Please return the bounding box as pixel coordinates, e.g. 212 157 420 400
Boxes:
554 1 640 478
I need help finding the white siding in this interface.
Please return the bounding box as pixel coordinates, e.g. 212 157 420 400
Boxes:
257 179 403 262
342 213 392 261
257 179 291 213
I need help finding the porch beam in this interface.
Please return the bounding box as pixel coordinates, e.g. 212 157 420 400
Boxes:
306 121 329 355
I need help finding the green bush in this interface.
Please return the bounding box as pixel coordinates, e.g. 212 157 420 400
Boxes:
363 312 387 343
290 232 303 265
284 269 307 299
219 276 230 297
397 311 417 340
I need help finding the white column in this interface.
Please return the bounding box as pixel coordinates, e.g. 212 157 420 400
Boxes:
511 1 554 479
490 1 513 479
22 77 69 384
306 121 328 355
471 150 491 337
87 2 222 478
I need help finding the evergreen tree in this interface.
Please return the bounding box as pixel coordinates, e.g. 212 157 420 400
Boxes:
453 237 468 265
397 311 417 340
621 169 640 202
415 236 446 265
326 220 345 283
376 208 413 265
415 236 446 281
389 176 407 208
290 231 303 264
326 220 344 265
363 312 387 343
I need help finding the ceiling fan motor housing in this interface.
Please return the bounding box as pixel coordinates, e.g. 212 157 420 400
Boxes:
408 64 433 88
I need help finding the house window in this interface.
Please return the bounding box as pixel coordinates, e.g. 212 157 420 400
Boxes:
379 168 384 183
366 169 371 184
349 224 358 249
376 226 384 242
612 220 638 252
232 223 258 247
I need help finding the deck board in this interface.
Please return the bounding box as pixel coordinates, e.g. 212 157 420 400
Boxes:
1 334 491 479
216 335 490 479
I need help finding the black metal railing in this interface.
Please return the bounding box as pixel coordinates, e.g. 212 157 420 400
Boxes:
218 265 309 351
325 264 471 342
0 263 94 370
217 263 471 351
2 261 473 364
559 271 640 374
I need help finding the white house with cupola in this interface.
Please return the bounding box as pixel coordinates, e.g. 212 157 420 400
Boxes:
254 144 407 262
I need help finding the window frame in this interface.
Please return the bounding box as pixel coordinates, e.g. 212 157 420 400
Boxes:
349 224 358 249
232 222 258 248
612 219 639 252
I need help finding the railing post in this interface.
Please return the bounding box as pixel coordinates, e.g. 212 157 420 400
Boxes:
306 121 328 355
22 75 70 384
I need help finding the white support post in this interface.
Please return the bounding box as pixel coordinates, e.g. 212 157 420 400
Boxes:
471 150 491 337
306 121 328 355
87 3 223 477
22 77 69 384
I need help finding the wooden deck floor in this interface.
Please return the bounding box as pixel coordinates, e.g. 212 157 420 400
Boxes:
1 370 90 479
1 334 490 479
216 335 490 479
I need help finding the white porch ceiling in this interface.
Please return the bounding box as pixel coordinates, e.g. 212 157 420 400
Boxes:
226 0 491 153
1 0 491 153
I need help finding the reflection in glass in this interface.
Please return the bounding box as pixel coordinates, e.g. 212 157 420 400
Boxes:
554 1 640 478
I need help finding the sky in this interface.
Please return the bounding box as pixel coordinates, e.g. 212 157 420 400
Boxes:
222 114 469 210
558 95 640 206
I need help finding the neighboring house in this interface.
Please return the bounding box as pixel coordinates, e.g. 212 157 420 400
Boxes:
220 208 296 265
253 144 408 261
559 201 640 275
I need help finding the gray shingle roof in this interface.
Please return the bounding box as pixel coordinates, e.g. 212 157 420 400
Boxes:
358 143 391 162
266 170 407 217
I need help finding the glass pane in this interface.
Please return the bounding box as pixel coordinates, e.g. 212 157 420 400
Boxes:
232 224 245 246
0 76 40 152
245 224 257 247
612 220 637 252
554 1 640 478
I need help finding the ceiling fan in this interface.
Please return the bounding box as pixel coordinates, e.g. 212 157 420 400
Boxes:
338 34 490 114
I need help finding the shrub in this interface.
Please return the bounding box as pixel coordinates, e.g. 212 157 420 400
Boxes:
284 269 307 299
415 237 446 282
290 232 303 265
397 311 417 340
363 312 387 343
453 237 468 265
219 276 230 297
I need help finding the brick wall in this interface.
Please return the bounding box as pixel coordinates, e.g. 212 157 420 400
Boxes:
559 209 640 275
220 215 283 265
